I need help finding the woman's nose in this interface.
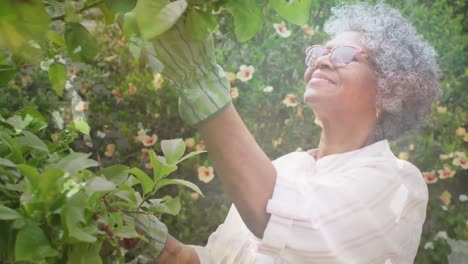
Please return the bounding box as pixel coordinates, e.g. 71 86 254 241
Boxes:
314 53 334 70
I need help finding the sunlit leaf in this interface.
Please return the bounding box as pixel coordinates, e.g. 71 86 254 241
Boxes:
129 167 154 195
99 164 130 186
136 0 187 40
0 64 16 87
225 0 263 42
48 62 67 96
161 138 185 164
0 205 22 220
270 0 313 25
148 196 180 215
154 179 202 196
73 119 90 136
46 30 65 46
150 151 177 181
185 9 217 41
85 177 116 194
15 223 59 262
105 0 136 13
54 152 98 177
64 23 98 62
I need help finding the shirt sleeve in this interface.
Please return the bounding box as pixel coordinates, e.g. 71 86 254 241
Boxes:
258 159 428 264
190 204 258 264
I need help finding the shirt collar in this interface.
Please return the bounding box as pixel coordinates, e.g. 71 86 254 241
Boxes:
304 139 394 171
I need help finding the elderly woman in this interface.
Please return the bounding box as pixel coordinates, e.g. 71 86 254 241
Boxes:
127 2 441 264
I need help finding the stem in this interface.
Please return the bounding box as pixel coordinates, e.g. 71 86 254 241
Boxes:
50 0 106 21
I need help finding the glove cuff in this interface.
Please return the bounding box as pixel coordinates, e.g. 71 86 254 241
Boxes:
178 64 232 126
125 214 168 263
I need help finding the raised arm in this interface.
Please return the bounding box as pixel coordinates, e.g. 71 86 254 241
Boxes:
198 104 277 238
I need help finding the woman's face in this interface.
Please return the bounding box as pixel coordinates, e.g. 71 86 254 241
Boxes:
303 31 378 118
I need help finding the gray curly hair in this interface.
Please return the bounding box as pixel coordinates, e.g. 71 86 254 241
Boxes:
324 2 442 141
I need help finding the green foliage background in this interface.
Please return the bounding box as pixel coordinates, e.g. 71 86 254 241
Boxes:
0 0 466 263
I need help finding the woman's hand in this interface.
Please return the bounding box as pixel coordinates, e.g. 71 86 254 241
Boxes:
151 21 231 127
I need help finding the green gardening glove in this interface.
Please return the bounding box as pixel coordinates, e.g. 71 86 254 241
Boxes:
124 213 168 263
151 21 232 127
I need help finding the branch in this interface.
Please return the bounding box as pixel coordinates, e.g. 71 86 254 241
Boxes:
50 0 106 21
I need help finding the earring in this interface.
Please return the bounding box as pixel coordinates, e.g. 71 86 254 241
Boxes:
376 108 381 118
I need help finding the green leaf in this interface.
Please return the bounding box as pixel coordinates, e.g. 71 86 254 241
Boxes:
150 151 177 181
73 119 90 136
129 167 154 195
176 150 206 164
105 0 136 13
225 0 264 42
66 242 103 264
0 157 16 168
0 205 22 220
114 224 140 239
154 179 203 196
148 196 181 215
48 62 67 96
0 64 16 87
270 0 313 25
54 152 98 176
62 191 97 243
185 9 217 41
136 0 188 40
161 138 186 164
46 30 65 46
15 223 59 262
64 22 98 62
6 114 33 133
99 164 130 186
123 9 139 39
20 130 49 153
85 176 116 194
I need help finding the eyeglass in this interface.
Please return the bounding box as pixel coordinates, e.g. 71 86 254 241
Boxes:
304 45 365 68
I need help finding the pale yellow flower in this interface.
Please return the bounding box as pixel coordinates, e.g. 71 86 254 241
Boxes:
273 21 291 38
230 87 239 99
439 190 452 206
439 154 450 160
190 192 200 201
423 170 437 184
296 104 303 117
185 138 195 149
74 101 89 112
398 152 409 160
198 166 215 183
455 127 466 137
145 162 153 169
452 154 468 170
295 147 303 152
282 93 298 107
153 73 164 89
236 65 255 82
142 134 157 147
464 133 468 142
104 144 116 157
195 140 206 151
436 106 447 113
301 24 315 36
135 129 158 147
128 83 137 95
272 137 283 148
438 164 456 179
226 72 237 83
263 85 273 93
409 144 415 151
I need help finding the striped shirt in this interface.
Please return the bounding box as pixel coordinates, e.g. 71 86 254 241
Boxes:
191 140 428 263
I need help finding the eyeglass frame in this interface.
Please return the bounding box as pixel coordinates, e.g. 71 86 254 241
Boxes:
304 45 371 68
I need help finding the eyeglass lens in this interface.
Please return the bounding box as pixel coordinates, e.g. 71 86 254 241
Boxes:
305 46 360 67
